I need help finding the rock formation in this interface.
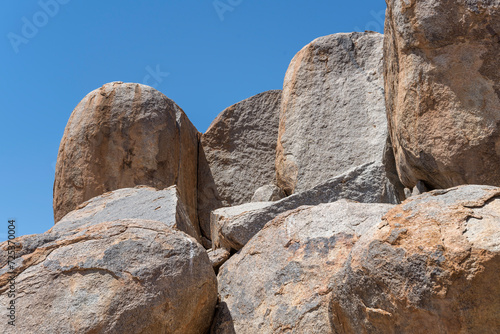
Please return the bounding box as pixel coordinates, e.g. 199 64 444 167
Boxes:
53 82 199 226
198 90 282 238
0 219 217 334
276 32 391 195
384 0 500 189
212 201 394 333
211 162 397 251
55 185 201 242
330 185 500 333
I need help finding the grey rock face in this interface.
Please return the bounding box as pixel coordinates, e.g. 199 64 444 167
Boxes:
54 82 199 227
211 162 398 251
212 201 394 334
55 185 201 243
198 90 282 238
251 184 286 202
0 219 217 334
276 32 391 196
330 185 500 333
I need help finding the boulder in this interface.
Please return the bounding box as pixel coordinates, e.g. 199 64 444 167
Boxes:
211 162 398 251
207 248 231 273
212 201 394 333
384 0 500 189
198 90 282 238
55 185 201 243
53 82 199 226
251 184 286 202
330 185 500 333
276 32 391 195
0 219 217 334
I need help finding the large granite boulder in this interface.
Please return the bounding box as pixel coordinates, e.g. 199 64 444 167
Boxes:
276 32 391 196
384 0 500 189
53 82 199 226
198 90 282 238
330 185 500 333
211 201 394 333
0 219 217 334
55 185 201 243
211 162 398 251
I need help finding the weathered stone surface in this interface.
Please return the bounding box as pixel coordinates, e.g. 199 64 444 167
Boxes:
251 184 286 202
198 90 282 238
53 82 199 226
55 185 201 243
207 248 231 273
330 185 500 333
276 32 389 195
212 201 394 333
211 162 398 251
384 1 500 189
0 219 217 334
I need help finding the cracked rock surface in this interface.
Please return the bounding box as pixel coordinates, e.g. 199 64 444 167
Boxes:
0 219 217 334
330 185 500 333
211 200 393 333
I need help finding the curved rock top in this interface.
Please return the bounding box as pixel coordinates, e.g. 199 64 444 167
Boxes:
276 32 388 195
53 82 199 226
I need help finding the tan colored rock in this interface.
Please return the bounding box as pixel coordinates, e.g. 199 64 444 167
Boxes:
212 200 394 333
276 32 391 195
330 185 500 333
251 184 286 202
198 90 282 238
0 219 217 334
53 82 199 226
55 185 201 243
384 0 500 189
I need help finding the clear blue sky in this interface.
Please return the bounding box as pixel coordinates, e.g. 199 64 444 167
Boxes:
1 0 386 238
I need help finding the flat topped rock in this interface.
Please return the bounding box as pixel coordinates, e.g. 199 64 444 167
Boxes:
55 185 201 243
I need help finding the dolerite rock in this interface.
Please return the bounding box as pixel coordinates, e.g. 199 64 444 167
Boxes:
212 162 398 251
276 32 390 195
198 90 282 238
212 201 394 333
251 184 286 202
55 185 201 243
0 219 217 334
384 1 500 189
330 185 500 333
53 82 199 226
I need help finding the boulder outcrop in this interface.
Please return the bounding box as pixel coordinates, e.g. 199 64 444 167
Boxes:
330 185 500 333
384 0 500 189
0 219 217 334
53 82 199 226
55 185 201 242
212 201 393 333
211 162 398 251
276 32 391 195
198 90 282 238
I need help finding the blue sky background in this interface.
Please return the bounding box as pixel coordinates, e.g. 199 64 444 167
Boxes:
1 0 386 238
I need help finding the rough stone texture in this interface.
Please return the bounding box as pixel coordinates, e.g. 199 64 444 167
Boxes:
330 185 500 333
211 162 398 251
384 0 500 189
207 248 231 273
251 184 286 202
0 219 217 334
53 82 199 226
198 90 282 239
276 32 389 195
212 201 394 333
55 185 201 243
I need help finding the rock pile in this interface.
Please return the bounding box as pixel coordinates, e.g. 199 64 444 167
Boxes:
3 2 500 332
